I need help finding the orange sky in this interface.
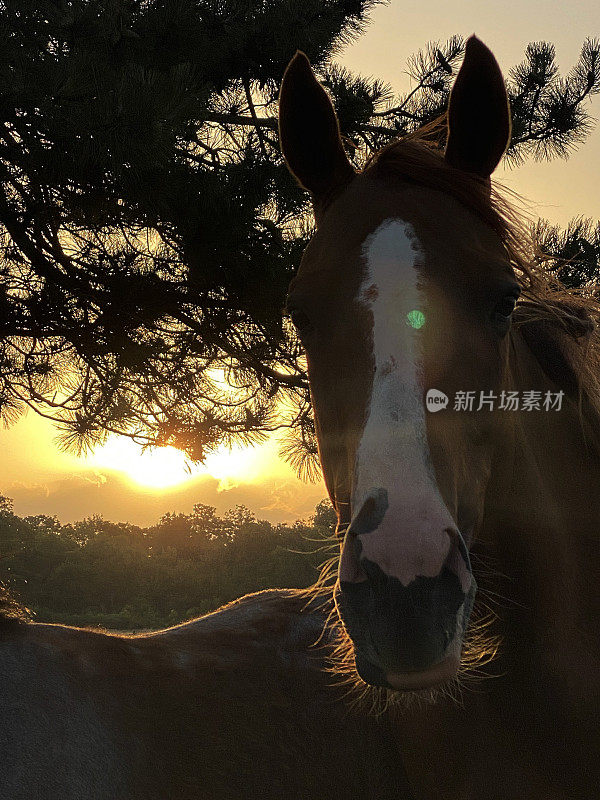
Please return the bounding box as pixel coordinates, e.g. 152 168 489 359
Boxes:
1 2 598 525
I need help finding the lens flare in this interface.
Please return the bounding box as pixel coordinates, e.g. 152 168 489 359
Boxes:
406 309 426 329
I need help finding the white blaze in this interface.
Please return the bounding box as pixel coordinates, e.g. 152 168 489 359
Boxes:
351 218 455 585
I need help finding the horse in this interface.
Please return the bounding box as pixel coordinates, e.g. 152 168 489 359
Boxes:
278 35 600 798
0 586 413 799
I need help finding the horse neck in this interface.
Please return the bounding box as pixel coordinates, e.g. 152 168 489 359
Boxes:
480 326 600 703
387 327 600 798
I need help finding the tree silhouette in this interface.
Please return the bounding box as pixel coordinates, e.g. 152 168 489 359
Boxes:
0 0 598 473
0 493 333 629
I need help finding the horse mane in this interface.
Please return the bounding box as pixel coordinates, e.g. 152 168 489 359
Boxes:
363 128 600 453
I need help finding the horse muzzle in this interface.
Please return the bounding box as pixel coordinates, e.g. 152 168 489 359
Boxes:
334 551 477 690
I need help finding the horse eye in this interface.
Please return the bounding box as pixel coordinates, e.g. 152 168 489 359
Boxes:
495 295 518 318
492 290 520 335
289 308 312 334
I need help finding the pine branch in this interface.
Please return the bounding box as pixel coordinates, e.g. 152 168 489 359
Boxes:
533 217 600 289
506 39 600 163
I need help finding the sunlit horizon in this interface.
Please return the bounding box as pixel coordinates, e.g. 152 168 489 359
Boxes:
87 436 274 491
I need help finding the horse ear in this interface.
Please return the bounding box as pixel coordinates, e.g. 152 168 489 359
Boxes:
445 36 511 178
279 51 354 200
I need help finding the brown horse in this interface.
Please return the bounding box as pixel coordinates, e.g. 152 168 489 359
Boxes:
279 35 600 798
0 587 413 799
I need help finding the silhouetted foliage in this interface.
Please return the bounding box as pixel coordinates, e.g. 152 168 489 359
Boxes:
0 494 335 630
0 1 598 473
533 218 600 289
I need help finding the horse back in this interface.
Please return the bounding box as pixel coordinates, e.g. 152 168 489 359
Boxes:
0 590 413 799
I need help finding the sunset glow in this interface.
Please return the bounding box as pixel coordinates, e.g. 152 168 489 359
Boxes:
88 436 273 490
89 439 199 488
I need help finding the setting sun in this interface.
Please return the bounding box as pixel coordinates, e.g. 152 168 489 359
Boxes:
88 438 200 488
87 436 277 490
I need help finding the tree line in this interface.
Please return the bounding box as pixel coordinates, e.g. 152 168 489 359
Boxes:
0 495 337 630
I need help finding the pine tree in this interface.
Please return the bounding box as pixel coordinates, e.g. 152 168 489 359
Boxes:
0 1 598 473
533 218 600 289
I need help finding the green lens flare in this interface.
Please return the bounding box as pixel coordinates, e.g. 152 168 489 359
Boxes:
406 309 426 329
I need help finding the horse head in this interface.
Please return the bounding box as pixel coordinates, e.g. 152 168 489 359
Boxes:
279 37 520 691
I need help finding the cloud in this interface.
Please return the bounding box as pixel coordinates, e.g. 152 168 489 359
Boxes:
1 468 326 527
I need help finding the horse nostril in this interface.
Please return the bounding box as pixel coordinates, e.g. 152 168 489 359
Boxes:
349 488 389 536
358 551 387 589
445 527 472 572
